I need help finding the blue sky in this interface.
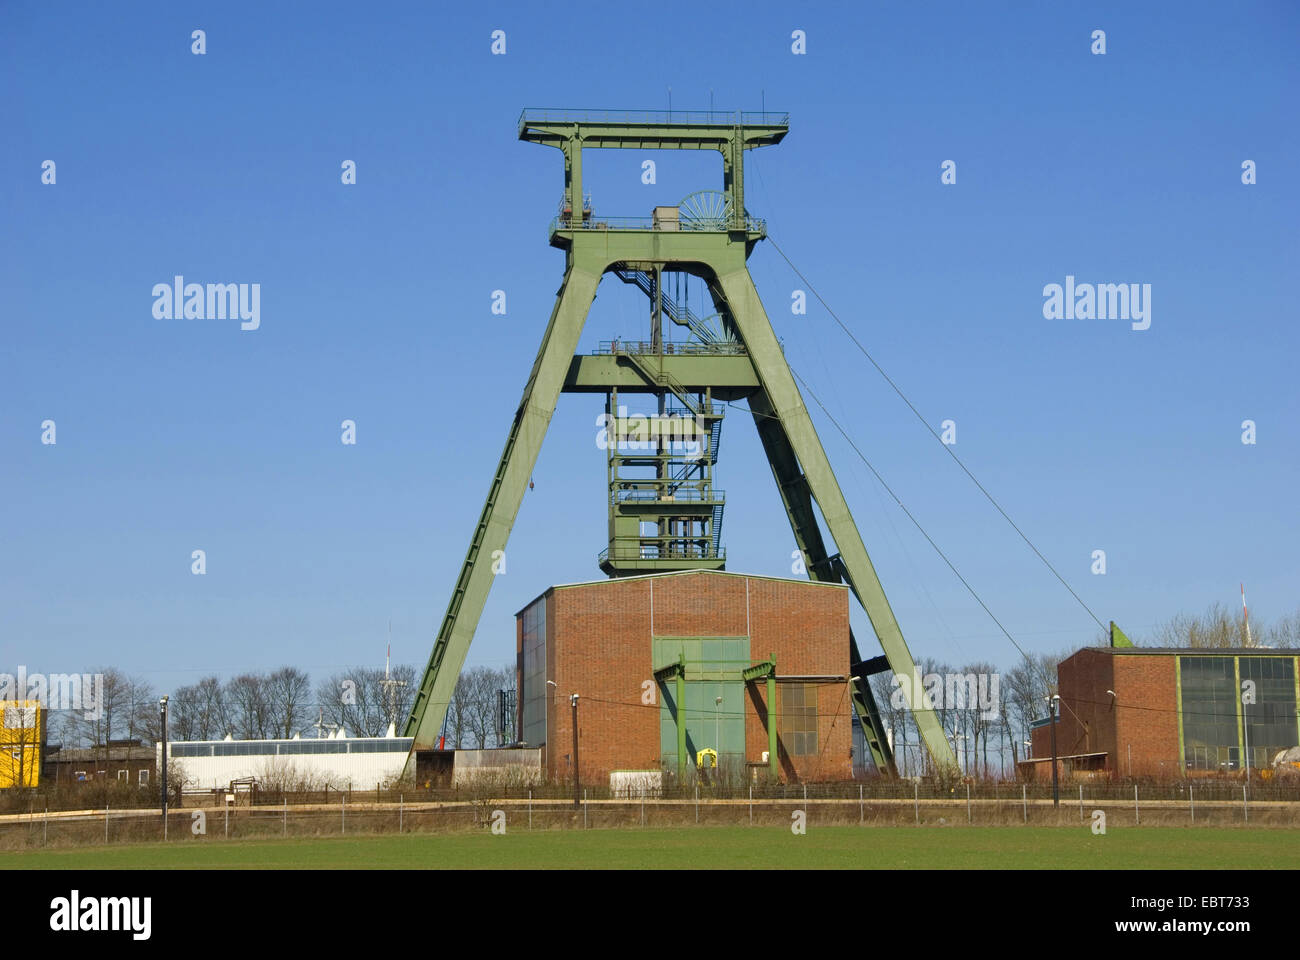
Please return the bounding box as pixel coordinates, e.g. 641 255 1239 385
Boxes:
3 1 1297 696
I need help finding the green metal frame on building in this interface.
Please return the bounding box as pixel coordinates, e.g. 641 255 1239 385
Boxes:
403 108 959 777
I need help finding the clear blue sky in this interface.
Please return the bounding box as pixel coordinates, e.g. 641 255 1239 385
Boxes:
3 1 1297 696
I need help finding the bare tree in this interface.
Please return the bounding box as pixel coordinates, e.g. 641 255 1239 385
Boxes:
962 660 997 779
1151 602 1260 649
66 668 130 751
266 667 312 738
225 674 272 740
171 676 228 741
124 675 160 744
869 670 904 775
1267 607 1300 647
454 666 513 749
317 667 398 738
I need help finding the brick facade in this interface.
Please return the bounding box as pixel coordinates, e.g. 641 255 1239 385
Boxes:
1028 648 1296 779
516 570 854 785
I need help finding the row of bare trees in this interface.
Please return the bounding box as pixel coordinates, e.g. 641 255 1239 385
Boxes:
46 669 167 749
870 652 1065 780
44 664 514 748
1149 602 1298 649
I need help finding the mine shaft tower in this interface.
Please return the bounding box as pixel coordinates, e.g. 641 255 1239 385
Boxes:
404 109 957 774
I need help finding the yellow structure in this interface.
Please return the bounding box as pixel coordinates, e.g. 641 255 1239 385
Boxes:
0 700 44 788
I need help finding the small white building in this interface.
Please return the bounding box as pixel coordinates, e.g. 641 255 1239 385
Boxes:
159 728 413 791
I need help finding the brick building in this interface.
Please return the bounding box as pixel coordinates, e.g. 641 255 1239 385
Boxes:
43 740 156 787
515 569 855 785
1023 647 1300 780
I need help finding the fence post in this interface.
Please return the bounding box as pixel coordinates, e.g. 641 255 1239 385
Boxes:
583 788 588 829
914 780 919 824
1134 784 1139 825
44 806 48 845
966 782 971 823
1190 783 1194 823
224 802 229 839
399 794 403 833
859 784 864 824
1243 783 1248 822
1022 784 1027 823
695 784 699 823
750 785 753 826
528 789 532 831
283 797 287 836
105 800 109 843
342 795 346 835
1079 784 1083 820
641 792 645 827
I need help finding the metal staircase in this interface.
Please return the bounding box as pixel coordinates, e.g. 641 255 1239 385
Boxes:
615 268 720 343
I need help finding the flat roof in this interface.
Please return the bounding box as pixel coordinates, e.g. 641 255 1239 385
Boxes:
514 568 847 617
1018 752 1107 764
1081 646 1299 656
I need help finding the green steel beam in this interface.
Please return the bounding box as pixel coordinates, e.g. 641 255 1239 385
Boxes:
717 267 958 775
653 661 684 683
676 655 687 781
748 389 895 773
403 262 602 750
767 666 778 779
742 659 776 682
1175 655 1185 776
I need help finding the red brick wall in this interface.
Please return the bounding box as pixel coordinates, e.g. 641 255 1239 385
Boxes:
1113 654 1179 776
527 571 853 785
1030 650 1180 777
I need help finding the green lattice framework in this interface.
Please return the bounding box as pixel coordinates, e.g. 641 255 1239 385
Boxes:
402 109 958 775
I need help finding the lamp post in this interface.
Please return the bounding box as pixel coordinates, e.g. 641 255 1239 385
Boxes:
570 693 580 809
1048 694 1060 808
546 679 580 808
159 695 169 838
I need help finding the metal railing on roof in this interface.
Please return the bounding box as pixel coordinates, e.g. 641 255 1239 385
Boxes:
521 108 789 128
612 487 725 504
595 340 747 357
599 544 726 563
548 215 766 238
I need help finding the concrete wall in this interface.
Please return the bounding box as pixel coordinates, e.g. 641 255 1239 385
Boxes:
452 748 542 786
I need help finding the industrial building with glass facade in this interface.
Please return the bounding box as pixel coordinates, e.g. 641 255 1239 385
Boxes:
1025 647 1300 779
515 569 855 786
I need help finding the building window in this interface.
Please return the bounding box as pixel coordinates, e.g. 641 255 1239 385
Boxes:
520 597 547 748
781 683 818 756
1239 656 1298 769
1180 656 1241 771
138 769 149 786
117 770 128 781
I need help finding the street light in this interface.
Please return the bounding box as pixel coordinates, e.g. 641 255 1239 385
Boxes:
546 680 581 808
1047 694 1060 808
158 695 169 839
569 693 580 810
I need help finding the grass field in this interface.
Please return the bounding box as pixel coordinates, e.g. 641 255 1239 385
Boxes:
3 825 1297 869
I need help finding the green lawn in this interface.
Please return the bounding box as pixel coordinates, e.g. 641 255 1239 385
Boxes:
4 825 1297 869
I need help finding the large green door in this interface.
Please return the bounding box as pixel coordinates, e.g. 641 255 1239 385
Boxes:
654 637 750 778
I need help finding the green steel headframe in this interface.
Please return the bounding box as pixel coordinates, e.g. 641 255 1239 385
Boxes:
403 108 958 776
